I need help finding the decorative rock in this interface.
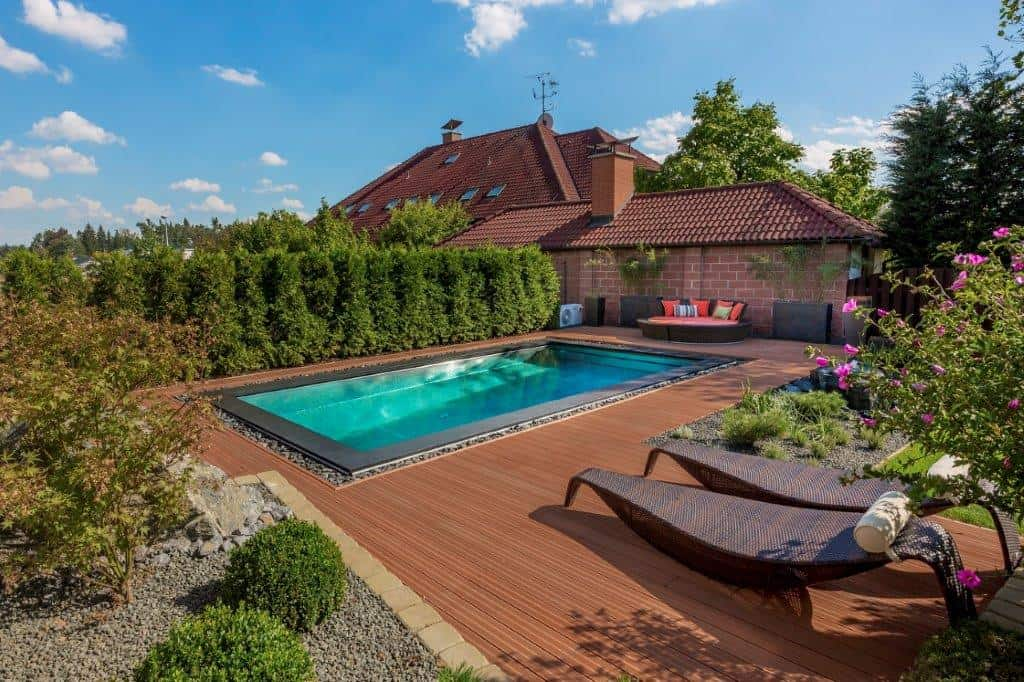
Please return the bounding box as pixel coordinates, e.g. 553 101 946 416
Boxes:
162 537 192 554
258 512 275 526
793 378 814 392
133 546 149 563
185 462 264 539
197 540 219 557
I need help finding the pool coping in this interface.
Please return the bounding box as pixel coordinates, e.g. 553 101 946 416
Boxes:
237 469 507 680
210 339 733 476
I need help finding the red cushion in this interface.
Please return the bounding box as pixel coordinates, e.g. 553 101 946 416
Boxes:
729 302 746 321
693 299 710 317
661 299 680 316
647 316 739 326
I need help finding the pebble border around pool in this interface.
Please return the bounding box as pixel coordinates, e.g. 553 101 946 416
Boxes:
235 469 508 681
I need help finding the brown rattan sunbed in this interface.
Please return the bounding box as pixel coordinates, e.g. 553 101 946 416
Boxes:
565 467 976 623
645 440 1022 575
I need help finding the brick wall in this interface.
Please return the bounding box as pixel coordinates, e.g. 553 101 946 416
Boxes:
551 243 852 338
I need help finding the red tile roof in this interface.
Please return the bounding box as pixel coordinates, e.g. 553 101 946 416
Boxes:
331 121 660 238
442 181 881 250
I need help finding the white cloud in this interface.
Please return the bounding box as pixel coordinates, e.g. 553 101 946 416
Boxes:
70 195 111 220
37 196 70 210
0 139 98 179
568 37 596 57
281 197 303 210
252 177 298 194
464 3 526 56
0 185 37 209
125 196 170 218
813 115 881 138
775 125 795 143
0 33 72 83
800 139 852 172
614 111 692 161
171 177 221 193
188 194 236 214
607 0 723 24
799 115 892 171
259 151 287 167
201 64 264 87
22 0 127 54
30 111 125 145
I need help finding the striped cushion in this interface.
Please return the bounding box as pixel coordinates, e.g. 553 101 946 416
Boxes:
674 304 698 317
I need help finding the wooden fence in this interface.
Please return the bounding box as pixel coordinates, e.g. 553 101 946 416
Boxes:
846 267 957 322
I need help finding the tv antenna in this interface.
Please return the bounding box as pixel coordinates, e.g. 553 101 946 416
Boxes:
531 72 558 117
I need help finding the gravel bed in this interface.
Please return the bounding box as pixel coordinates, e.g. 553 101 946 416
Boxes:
648 407 907 471
216 349 739 487
0 549 437 681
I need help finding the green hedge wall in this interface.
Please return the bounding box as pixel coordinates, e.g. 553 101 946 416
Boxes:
4 244 560 376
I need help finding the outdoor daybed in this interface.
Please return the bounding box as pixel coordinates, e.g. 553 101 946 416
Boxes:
564 467 976 623
637 298 752 343
645 440 1022 575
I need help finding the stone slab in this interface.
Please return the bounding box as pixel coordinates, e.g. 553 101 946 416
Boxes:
398 602 442 633
417 621 463 654
438 641 489 670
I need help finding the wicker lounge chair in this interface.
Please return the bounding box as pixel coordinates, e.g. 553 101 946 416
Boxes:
645 440 1022 575
565 467 976 623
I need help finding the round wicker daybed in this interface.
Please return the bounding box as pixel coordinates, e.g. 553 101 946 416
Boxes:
638 316 752 343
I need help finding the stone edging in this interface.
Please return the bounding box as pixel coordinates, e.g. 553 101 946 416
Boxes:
981 567 1024 634
233 470 507 681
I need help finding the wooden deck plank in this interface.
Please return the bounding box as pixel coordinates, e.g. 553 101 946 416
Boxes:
192 328 1005 681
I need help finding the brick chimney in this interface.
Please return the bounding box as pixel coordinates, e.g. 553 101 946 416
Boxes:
441 118 463 144
589 139 636 224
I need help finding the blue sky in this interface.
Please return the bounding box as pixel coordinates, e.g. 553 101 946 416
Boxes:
0 0 1007 244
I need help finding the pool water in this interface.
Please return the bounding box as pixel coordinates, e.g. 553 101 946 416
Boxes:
240 343 694 452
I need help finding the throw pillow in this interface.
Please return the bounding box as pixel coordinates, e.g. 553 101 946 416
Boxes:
712 305 733 320
728 302 746 321
661 299 680 316
853 492 912 556
674 304 697 317
693 299 710 317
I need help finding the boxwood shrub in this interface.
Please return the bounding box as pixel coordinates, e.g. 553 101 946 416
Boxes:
134 604 314 681
222 519 347 632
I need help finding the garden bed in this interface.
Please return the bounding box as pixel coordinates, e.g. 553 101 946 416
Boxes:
0 539 437 681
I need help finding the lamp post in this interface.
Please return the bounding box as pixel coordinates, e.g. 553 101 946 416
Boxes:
160 215 169 247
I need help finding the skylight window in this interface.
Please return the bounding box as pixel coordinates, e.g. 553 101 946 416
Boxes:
384 198 400 211
443 153 460 165
357 202 372 214
407 196 419 205
459 188 478 202
344 205 355 215
485 184 506 199
428 192 442 204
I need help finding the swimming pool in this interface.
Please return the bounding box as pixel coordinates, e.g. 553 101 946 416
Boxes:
216 342 728 474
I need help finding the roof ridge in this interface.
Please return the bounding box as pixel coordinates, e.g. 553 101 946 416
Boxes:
631 180 788 201
775 181 881 237
535 123 581 201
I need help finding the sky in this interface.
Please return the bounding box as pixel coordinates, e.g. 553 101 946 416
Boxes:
0 0 1008 244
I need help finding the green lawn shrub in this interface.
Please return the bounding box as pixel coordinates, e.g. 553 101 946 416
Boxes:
222 519 347 632
134 604 314 681
721 408 790 447
756 439 789 460
788 391 847 422
901 620 1024 681
1 250 87 304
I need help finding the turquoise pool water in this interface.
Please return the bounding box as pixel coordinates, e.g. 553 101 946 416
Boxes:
240 343 694 452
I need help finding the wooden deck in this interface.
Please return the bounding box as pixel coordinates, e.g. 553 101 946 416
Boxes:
191 328 1005 681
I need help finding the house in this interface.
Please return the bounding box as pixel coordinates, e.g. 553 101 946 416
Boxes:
442 138 881 338
329 116 661 238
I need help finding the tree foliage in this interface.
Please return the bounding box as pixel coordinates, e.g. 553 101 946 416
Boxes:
1000 0 1024 70
377 200 471 248
885 57 1024 266
791 148 888 222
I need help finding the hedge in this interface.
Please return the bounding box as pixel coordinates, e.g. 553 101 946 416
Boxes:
3 244 560 376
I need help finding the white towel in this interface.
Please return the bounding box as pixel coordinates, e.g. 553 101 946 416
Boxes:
853 491 912 559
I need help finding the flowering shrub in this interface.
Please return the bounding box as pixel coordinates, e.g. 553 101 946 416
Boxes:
812 226 1024 519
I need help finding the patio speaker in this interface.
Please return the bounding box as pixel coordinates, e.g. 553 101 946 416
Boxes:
559 303 583 328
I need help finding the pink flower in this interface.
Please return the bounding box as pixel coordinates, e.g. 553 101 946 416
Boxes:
815 356 830 368
842 298 858 314
956 569 982 590
931 364 946 376
1016 275 1024 286
935 324 946 337
950 271 969 291
835 363 853 379
844 344 860 356
899 367 909 377
912 382 928 393
1013 256 1024 272
953 253 988 266
993 227 1012 239
838 378 849 391
862 417 877 428
890 379 902 388
1005 457 1013 470
921 413 934 425
877 308 889 317
940 299 956 311
1009 398 1021 410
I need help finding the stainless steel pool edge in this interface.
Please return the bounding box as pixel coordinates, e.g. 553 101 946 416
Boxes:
209 340 735 476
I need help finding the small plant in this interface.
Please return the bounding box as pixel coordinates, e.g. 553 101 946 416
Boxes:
736 385 786 415
669 425 694 440
859 426 886 450
438 664 486 682
721 408 790 447
134 604 314 681
804 417 850 449
807 440 830 460
902 620 1024 681
787 426 810 448
788 391 847 422
756 439 789 460
222 519 347 631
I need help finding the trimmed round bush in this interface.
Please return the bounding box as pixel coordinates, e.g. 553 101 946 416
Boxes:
134 604 314 681
222 518 347 631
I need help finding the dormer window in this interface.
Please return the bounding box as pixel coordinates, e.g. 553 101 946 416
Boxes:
384 198 400 211
357 202 372 214
459 187 478 202
443 153 460 165
428 192 442 204
485 184 506 199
